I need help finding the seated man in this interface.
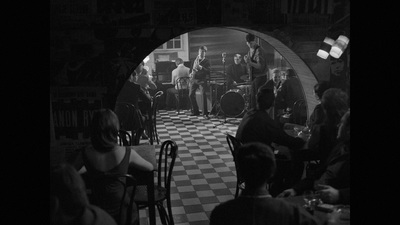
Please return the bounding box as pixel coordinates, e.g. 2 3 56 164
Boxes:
165 58 190 110
210 142 319 225
50 163 117 225
116 63 152 139
236 85 305 150
236 85 306 195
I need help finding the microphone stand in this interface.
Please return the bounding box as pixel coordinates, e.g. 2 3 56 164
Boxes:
210 53 225 118
222 53 226 93
214 53 238 128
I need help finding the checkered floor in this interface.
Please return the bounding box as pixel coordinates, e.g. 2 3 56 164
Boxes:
138 109 243 225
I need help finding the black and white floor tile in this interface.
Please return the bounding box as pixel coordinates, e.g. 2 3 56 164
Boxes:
138 109 242 225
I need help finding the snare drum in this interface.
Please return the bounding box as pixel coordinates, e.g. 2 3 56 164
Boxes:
236 84 251 95
220 89 246 117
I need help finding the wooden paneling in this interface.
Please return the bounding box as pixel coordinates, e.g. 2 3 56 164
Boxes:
188 27 248 84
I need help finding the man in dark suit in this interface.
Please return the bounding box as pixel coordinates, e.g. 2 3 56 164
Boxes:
236 86 304 150
189 45 211 116
210 142 319 225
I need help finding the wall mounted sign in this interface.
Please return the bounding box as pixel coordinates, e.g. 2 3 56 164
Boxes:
50 86 107 159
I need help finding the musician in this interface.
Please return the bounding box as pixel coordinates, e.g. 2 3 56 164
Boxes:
226 54 247 90
189 46 211 116
243 33 268 110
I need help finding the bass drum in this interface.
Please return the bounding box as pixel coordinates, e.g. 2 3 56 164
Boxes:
220 89 246 117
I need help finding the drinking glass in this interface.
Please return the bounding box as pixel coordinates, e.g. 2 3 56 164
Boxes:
310 192 323 209
293 127 301 135
303 190 314 208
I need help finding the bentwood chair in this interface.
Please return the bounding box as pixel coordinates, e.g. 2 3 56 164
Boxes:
114 102 144 145
146 91 164 145
134 140 178 225
175 77 190 114
90 174 137 225
118 129 132 146
226 133 245 198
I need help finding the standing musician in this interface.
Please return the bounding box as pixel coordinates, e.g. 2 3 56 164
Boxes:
243 33 269 110
189 45 211 116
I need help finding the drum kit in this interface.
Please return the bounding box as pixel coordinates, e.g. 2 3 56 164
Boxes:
211 74 252 122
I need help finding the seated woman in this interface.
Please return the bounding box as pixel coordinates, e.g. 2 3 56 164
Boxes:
308 88 349 163
306 81 330 131
74 109 154 225
292 88 349 165
288 88 349 187
278 109 350 205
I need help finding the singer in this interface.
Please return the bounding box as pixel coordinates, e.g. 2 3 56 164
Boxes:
189 46 211 116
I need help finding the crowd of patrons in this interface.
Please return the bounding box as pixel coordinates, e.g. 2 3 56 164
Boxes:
50 65 350 224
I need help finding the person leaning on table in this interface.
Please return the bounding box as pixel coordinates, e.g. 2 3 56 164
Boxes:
278 110 350 205
210 142 319 225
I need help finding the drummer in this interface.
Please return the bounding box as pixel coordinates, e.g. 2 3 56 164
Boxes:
226 54 247 90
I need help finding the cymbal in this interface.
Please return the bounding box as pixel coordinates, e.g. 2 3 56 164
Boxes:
210 80 225 85
236 82 251 85
240 75 250 81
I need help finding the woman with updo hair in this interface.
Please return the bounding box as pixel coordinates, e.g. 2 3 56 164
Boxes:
74 108 153 225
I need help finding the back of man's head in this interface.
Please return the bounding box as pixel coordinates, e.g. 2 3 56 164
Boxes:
246 33 255 42
286 68 296 78
199 46 207 52
256 86 275 110
237 142 276 188
50 163 89 217
175 58 183 66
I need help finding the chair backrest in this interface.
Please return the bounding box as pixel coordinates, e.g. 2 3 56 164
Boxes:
91 174 137 225
151 91 164 117
157 140 178 193
226 134 244 179
226 133 242 160
293 99 307 125
114 102 144 145
118 129 132 146
176 77 190 91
